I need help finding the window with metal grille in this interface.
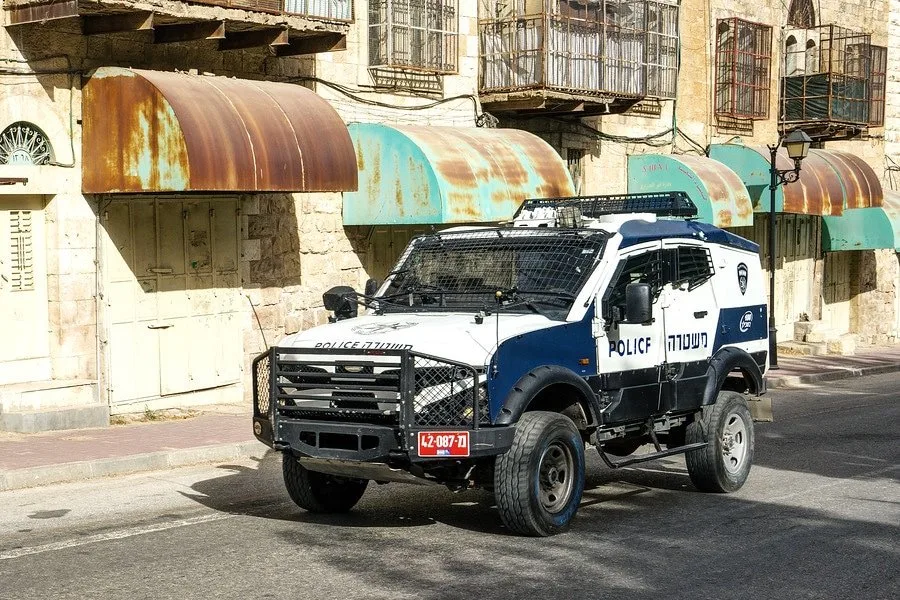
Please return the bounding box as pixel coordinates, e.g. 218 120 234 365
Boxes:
369 0 458 73
479 0 679 99
674 245 713 290
9 210 34 291
646 0 679 98
566 149 585 195
606 250 663 315
715 18 772 120
869 45 886 127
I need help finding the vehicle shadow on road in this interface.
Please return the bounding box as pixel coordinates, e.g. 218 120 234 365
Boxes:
178 450 700 536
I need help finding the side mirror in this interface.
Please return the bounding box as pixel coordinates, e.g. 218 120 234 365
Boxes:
322 286 358 321
364 278 379 297
624 282 652 325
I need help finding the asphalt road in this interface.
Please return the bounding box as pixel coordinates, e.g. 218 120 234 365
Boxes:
0 373 897 600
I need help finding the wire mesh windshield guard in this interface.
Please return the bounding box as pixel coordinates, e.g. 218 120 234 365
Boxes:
515 191 698 220
377 228 609 318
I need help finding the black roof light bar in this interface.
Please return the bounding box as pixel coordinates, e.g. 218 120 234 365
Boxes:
516 191 699 220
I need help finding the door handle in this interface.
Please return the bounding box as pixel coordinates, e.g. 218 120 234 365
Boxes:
693 311 708 319
147 323 173 329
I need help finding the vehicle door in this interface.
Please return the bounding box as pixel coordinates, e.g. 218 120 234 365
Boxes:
597 243 666 421
659 241 718 412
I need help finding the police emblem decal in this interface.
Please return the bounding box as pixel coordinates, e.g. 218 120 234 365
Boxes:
737 262 748 295
739 311 753 333
351 321 418 335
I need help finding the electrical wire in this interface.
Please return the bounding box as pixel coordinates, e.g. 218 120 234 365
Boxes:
290 75 490 125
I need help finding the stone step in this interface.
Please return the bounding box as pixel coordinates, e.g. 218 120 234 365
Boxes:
778 340 830 357
0 404 109 433
793 319 842 343
827 333 857 356
0 379 98 412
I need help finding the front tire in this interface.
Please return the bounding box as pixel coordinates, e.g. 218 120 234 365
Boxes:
494 411 586 536
282 454 368 513
685 391 754 492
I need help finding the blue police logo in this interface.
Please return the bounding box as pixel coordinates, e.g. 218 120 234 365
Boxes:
737 263 748 295
739 311 753 333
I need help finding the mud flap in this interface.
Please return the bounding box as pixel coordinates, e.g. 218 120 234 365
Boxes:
747 396 773 422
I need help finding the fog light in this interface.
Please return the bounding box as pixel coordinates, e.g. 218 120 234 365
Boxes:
253 421 262 435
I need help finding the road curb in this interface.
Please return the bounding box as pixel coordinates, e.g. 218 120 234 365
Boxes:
766 362 900 389
0 440 265 492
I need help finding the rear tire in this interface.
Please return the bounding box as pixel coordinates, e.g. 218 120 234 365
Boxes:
494 411 586 536
685 391 754 492
282 454 368 513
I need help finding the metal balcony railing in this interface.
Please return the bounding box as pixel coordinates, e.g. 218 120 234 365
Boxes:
478 0 678 100
781 24 871 126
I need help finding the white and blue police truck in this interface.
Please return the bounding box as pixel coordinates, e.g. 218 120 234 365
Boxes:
252 192 769 536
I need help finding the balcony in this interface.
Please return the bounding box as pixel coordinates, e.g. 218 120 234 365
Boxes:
780 24 876 139
478 0 679 117
4 0 351 56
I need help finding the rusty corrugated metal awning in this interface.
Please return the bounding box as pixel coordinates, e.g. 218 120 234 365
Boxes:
342 124 574 225
823 190 900 251
626 154 754 227
810 149 883 209
710 144 883 216
82 67 357 194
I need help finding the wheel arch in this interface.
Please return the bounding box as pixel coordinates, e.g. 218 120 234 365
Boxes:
702 346 765 406
495 365 599 430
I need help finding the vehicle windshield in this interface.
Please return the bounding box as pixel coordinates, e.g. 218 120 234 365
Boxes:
377 228 608 320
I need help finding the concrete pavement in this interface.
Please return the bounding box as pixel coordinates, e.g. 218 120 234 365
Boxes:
1 345 898 492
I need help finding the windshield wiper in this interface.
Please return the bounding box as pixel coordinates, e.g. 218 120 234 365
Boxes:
512 289 577 300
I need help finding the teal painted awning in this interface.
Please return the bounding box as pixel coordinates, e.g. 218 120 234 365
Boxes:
626 154 754 227
823 191 900 251
343 124 575 225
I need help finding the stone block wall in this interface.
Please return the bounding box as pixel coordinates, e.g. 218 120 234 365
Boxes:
885 0 900 169
240 192 368 384
45 194 97 381
852 250 900 345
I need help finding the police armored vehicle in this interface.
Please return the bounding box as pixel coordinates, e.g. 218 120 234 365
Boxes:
252 192 768 536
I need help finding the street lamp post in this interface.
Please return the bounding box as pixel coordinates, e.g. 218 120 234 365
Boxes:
767 129 812 369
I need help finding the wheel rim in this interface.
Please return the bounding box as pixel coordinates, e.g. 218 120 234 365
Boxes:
721 413 748 474
538 441 575 513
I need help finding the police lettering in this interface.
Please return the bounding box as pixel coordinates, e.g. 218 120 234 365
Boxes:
314 341 413 350
665 332 708 352
608 337 651 357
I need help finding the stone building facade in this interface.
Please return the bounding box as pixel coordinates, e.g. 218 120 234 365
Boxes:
0 0 896 430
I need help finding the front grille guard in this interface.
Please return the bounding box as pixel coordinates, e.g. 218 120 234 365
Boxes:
252 347 489 435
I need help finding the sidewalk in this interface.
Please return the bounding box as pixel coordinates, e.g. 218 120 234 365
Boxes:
1 346 898 492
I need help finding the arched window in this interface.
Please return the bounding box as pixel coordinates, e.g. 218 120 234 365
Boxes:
785 35 800 76
0 122 52 165
787 0 816 28
805 39 818 74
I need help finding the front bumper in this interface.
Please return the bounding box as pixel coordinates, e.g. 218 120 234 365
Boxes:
270 417 515 462
252 347 512 465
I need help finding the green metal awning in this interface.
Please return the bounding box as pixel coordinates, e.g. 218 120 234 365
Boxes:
822 191 900 251
626 154 754 227
343 124 575 225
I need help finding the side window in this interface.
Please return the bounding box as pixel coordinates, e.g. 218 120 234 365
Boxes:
606 250 663 314
674 245 714 290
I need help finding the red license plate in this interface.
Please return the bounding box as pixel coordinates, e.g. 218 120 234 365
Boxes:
417 431 470 457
